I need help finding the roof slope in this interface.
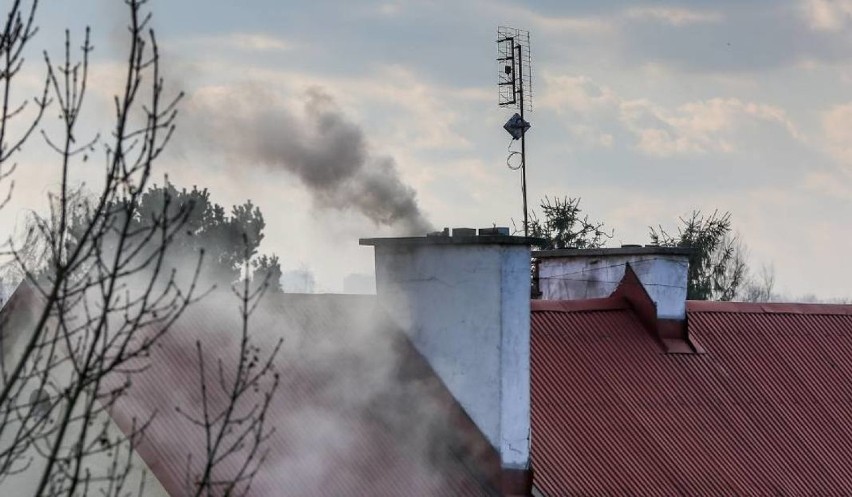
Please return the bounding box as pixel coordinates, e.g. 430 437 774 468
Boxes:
107 293 499 497
531 298 852 496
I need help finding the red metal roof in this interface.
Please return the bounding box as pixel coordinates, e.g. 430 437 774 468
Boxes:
531 298 852 496
105 294 499 497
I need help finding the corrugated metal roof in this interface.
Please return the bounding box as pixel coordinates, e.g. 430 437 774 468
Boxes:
531 298 852 496
105 293 499 497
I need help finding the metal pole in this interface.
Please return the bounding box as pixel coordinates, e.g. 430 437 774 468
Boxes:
517 42 528 237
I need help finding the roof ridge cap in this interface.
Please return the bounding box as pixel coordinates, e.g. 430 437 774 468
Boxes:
531 297 627 313
687 300 852 316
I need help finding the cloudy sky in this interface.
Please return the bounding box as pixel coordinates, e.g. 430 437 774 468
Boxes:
7 0 852 298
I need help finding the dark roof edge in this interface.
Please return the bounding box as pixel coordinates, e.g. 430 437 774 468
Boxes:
531 296 627 313
360 235 545 247
688 300 852 316
534 246 694 258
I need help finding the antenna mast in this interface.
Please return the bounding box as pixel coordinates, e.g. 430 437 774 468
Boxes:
497 26 533 236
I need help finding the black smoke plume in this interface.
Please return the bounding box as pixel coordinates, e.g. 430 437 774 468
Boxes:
185 86 432 234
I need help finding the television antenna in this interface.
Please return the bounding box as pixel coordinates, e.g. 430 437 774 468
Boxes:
497 26 532 236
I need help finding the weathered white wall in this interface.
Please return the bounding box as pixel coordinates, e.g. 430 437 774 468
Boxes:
538 254 689 319
499 248 532 469
373 241 531 469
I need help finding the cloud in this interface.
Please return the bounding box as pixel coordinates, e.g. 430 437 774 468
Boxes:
821 101 852 168
625 6 723 26
529 15 615 35
172 33 294 53
621 98 801 156
487 2 615 36
491 3 721 38
492 2 720 35
499 1 849 72
804 171 852 198
377 2 404 16
801 0 852 31
240 67 475 153
541 73 801 157
180 60 478 152
539 74 619 115
568 124 615 148
358 65 475 150
225 33 293 52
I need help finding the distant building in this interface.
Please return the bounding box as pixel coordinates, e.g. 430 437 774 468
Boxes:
343 272 376 294
280 269 315 293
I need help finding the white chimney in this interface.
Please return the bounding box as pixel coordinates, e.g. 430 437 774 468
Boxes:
535 246 692 320
361 229 536 490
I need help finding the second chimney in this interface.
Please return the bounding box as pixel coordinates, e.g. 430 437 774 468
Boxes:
535 246 693 320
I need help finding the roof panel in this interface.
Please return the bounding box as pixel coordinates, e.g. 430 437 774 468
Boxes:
105 294 499 497
532 301 852 496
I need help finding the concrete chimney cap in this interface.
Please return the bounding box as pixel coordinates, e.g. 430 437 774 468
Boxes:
533 246 695 258
360 235 545 247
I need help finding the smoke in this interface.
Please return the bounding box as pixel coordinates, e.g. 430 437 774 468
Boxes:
183 85 432 235
0 199 488 495
101 290 493 496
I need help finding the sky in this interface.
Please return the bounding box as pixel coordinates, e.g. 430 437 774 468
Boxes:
5 0 852 298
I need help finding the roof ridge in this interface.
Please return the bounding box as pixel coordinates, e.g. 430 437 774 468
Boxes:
531 297 628 313
687 300 852 316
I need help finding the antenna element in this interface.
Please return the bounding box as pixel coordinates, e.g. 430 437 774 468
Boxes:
497 26 533 236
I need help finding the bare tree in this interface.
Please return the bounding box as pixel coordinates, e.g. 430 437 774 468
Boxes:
0 0 48 213
178 239 282 497
0 1 277 496
741 263 777 303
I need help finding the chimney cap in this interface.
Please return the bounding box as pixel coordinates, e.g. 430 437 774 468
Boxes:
479 227 511 236
452 227 477 237
360 234 545 247
533 246 695 258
